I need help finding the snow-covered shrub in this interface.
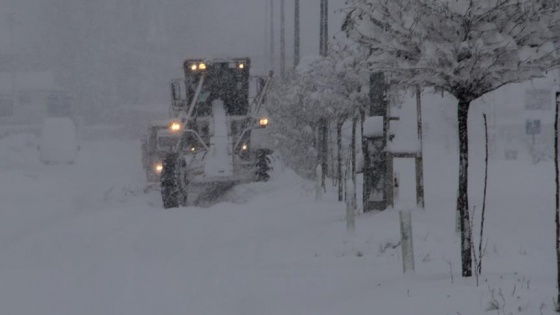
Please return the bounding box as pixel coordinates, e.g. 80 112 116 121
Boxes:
267 33 372 178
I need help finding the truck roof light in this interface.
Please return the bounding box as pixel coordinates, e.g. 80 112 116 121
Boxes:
170 122 181 132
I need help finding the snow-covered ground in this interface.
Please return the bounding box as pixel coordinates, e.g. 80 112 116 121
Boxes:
0 127 556 314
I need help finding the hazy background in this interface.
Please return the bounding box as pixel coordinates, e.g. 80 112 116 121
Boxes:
0 0 347 123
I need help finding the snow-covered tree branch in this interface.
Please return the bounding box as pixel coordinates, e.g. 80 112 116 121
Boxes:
267 42 369 178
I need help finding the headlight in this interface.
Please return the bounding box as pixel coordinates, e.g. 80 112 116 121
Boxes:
259 118 269 127
154 163 163 173
170 122 181 132
199 63 207 70
242 144 248 151
190 64 197 71
238 63 245 69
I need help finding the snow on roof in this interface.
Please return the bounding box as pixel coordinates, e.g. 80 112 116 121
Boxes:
0 72 57 93
388 138 421 154
363 116 384 138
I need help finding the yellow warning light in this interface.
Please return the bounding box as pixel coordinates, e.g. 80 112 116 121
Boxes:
170 122 181 132
259 118 269 127
199 63 207 70
154 163 163 173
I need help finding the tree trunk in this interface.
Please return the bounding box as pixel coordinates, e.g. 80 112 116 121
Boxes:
337 121 343 201
478 113 489 275
321 119 328 189
554 93 559 309
351 117 357 210
415 85 425 208
457 100 473 277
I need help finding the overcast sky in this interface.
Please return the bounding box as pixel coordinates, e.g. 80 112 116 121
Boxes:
0 0 347 118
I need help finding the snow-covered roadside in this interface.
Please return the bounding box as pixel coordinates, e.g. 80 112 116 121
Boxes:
0 136 556 314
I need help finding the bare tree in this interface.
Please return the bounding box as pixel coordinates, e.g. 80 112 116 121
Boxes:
478 113 489 275
344 0 560 277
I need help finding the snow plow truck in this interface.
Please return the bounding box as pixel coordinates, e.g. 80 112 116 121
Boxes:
160 58 273 208
141 119 181 182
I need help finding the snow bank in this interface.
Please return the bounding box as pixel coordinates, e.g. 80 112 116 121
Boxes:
39 118 79 165
0 133 40 169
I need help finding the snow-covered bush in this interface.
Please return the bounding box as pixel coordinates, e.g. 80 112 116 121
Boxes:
267 44 369 178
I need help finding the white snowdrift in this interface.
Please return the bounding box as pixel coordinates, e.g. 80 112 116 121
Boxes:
39 117 79 165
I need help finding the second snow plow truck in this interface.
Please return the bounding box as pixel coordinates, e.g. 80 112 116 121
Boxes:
160 58 273 208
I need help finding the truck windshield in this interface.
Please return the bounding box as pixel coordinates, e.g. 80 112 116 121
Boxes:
157 136 179 150
184 62 249 116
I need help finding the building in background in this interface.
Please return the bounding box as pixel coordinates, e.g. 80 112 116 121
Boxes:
0 71 71 130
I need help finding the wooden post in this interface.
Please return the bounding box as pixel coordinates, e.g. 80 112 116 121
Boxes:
337 121 343 201
400 210 415 274
346 168 356 234
315 164 323 200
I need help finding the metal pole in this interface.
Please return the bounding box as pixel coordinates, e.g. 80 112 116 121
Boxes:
294 0 300 68
280 0 286 78
323 0 328 55
555 92 560 309
265 0 269 64
319 0 328 56
8 12 17 100
270 0 275 71
319 0 324 56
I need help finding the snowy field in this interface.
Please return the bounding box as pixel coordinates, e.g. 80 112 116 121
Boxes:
0 128 556 315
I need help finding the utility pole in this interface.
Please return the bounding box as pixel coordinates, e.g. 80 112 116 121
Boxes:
555 92 560 311
320 0 328 56
318 0 329 188
319 0 324 56
7 9 17 107
280 0 286 78
265 0 269 67
270 0 275 72
294 0 300 68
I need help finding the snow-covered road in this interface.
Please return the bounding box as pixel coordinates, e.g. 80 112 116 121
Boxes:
0 136 557 315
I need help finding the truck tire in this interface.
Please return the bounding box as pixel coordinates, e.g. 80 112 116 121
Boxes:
255 148 273 182
161 153 187 208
